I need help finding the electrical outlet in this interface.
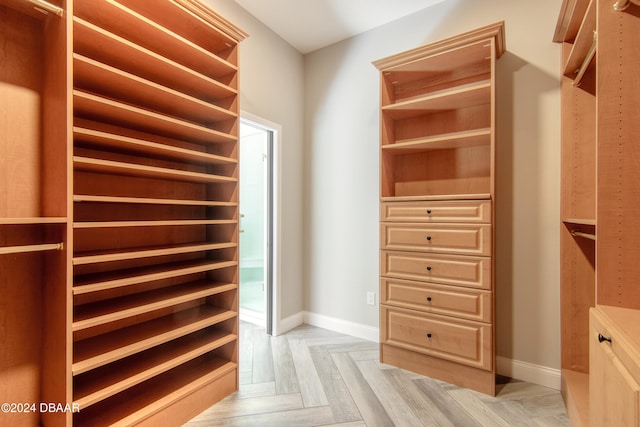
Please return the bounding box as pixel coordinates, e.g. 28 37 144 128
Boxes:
367 292 376 305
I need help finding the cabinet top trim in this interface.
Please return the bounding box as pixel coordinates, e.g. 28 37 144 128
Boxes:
173 0 249 42
372 21 505 70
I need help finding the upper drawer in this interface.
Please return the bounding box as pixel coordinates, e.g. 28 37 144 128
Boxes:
381 200 491 223
381 223 491 256
381 277 492 323
381 250 491 290
381 306 492 371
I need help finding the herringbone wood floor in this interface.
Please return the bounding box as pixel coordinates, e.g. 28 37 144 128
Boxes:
185 322 569 426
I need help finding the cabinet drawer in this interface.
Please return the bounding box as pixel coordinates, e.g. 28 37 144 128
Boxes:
381 200 491 223
590 307 640 427
381 250 491 290
381 278 491 322
381 223 491 256
381 306 492 370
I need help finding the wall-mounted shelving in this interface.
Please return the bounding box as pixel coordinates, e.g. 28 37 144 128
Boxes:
1 0 246 425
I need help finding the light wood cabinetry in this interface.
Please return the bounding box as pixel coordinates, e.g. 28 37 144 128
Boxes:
0 0 246 425
374 23 505 396
590 307 640 427
554 0 640 425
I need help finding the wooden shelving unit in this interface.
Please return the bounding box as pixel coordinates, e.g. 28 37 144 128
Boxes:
1 0 246 425
554 0 640 425
0 1 69 426
69 1 246 423
374 23 505 396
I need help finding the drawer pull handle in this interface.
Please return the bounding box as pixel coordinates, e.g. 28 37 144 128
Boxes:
426 209 432 214
598 333 612 344
426 266 432 271
426 333 432 339
426 236 432 241
426 297 432 302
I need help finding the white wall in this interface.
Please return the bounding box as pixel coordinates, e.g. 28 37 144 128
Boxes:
303 0 562 374
204 0 306 322
205 0 563 378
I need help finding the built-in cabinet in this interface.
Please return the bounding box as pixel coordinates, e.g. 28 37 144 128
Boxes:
0 0 246 425
554 0 640 425
374 23 505 396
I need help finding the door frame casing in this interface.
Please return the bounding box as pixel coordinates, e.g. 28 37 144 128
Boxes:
240 111 281 335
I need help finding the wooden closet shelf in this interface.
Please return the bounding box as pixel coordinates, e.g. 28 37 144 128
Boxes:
73 281 237 331
382 81 491 117
0 217 66 224
563 218 596 226
74 0 237 79
74 127 237 166
72 304 237 375
74 259 238 295
73 219 236 229
73 91 237 145
73 54 237 125
73 194 237 207
73 17 236 102
116 0 244 53
74 356 237 426
73 242 237 266
563 0 596 78
381 193 491 202
73 329 237 409
73 156 237 184
382 128 491 153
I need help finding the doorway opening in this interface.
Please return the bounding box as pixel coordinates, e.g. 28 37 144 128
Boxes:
239 115 278 335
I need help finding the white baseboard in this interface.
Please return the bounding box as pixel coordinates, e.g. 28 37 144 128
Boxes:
303 311 379 343
496 356 561 390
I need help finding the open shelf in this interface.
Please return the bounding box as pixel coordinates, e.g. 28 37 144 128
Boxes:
74 354 237 426
0 217 67 225
74 91 236 145
73 281 237 331
73 156 236 184
116 0 241 57
74 54 236 125
73 17 236 102
73 194 236 207
74 329 237 408
383 128 491 153
74 126 236 166
73 242 236 266
74 259 237 295
73 0 236 79
72 304 236 374
563 0 596 78
382 80 491 118
74 219 235 229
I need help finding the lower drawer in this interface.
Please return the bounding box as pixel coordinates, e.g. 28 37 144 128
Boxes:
381 278 491 323
381 306 492 371
381 250 491 290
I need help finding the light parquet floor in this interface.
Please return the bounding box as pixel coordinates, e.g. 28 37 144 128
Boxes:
185 322 569 427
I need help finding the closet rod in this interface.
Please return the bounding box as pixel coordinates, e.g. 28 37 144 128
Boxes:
571 230 596 241
24 0 64 16
573 33 596 86
0 242 64 255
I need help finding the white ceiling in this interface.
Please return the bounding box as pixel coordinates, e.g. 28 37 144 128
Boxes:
232 0 449 54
